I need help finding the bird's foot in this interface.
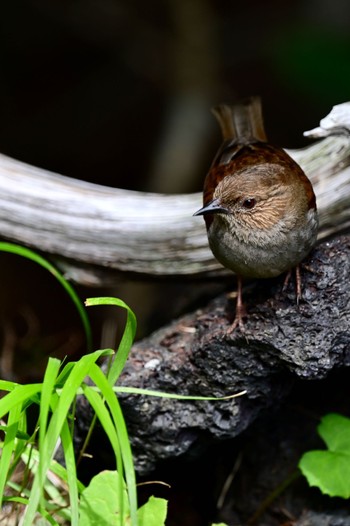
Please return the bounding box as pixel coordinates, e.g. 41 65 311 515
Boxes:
227 303 247 334
282 265 302 304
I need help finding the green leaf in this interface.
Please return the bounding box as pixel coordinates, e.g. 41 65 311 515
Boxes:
137 496 167 526
79 470 130 526
318 413 350 453
299 413 350 498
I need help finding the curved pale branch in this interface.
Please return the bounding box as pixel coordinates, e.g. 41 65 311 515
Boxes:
0 102 350 284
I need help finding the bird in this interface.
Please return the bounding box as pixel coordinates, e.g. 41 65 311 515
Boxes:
194 96 318 332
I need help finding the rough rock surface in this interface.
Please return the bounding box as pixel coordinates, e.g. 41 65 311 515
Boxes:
295 511 350 526
106 235 350 473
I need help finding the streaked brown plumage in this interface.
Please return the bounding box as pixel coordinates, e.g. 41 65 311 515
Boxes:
194 97 318 332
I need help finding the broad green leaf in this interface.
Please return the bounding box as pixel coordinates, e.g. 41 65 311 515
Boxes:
318 413 350 453
299 413 350 498
299 450 350 498
79 470 129 526
137 496 167 526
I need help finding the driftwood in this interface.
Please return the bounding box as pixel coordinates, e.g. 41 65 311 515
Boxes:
0 102 350 285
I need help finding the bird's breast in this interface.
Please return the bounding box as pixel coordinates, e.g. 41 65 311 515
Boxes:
207 209 318 278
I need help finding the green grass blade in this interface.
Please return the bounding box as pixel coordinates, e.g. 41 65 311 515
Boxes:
61 385 247 401
5 410 30 485
39 358 61 449
52 460 85 494
0 242 92 351
55 363 78 385
0 384 42 420
89 363 138 526
3 496 29 505
81 385 122 467
85 297 137 385
55 350 113 387
60 420 79 525
0 380 18 392
38 358 61 511
0 403 22 507
114 386 247 400
37 505 60 526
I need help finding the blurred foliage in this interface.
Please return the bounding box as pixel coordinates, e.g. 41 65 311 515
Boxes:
271 24 350 104
0 0 349 193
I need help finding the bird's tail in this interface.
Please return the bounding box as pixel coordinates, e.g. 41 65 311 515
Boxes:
212 96 267 142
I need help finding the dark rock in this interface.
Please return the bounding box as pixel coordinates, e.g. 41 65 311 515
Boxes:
74 236 350 475
295 510 350 526
112 235 350 473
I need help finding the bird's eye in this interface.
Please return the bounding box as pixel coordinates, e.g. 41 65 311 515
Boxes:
242 198 256 209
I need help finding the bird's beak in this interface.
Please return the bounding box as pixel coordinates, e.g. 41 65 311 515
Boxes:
193 199 230 216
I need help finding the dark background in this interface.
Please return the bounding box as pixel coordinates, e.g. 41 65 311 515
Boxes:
1 0 349 194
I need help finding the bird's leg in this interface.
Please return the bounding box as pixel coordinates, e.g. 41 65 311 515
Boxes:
283 265 302 304
295 264 302 304
227 276 246 333
282 270 292 292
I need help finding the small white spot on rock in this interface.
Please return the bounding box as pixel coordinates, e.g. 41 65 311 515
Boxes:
144 358 161 370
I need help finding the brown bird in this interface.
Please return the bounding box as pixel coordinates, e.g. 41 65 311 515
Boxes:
194 97 318 332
